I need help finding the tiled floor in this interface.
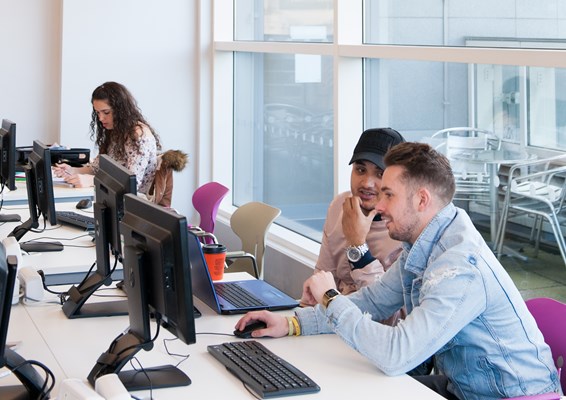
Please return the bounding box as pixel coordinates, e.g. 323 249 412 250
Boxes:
497 237 566 303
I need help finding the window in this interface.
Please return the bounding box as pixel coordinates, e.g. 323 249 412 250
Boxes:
233 52 334 241
235 0 333 42
213 0 566 246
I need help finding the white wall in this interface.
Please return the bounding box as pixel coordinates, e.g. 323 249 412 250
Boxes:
0 0 63 146
59 0 199 216
0 0 200 217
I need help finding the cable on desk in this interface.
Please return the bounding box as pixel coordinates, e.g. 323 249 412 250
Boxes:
28 217 47 234
22 233 95 249
162 338 190 368
4 358 55 400
128 357 154 400
39 255 119 304
24 233 93 242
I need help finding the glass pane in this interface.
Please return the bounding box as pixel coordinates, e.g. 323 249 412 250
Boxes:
364 0 566 49
364 59 469 140
234 52 334 242
474 65 521 144
365 58 566 153
528 67 566 150
235 0 334 42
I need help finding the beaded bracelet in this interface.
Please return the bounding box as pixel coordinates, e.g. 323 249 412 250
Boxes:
290 316 301 336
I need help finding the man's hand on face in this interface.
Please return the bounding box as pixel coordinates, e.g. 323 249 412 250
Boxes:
342 195 378 246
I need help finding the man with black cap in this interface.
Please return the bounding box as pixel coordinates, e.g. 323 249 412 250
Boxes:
300 128 405 313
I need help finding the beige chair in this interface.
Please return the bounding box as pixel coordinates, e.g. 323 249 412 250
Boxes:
225 201 281 279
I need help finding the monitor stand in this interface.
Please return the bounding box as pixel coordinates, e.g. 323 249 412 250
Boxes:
0 214 21 223
0 348 48 400
19 241 64 253
87 331 190 391
62 271 128 319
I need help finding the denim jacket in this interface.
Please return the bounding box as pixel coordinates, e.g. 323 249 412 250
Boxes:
296 203 559 399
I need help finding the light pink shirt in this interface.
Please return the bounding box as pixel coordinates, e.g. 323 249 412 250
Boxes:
315 191 403 295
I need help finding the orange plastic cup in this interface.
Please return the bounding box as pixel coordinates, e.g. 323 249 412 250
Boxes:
203 243 227 281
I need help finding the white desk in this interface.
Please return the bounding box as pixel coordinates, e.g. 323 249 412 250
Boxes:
6 287 444 399
2 180 94 206
0 202 116 285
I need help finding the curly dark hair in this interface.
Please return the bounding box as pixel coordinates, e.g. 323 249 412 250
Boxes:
384 142 456 205
89 82 161 161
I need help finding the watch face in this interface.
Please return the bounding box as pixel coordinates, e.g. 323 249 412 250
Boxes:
325 289 340 298
347 247 362 262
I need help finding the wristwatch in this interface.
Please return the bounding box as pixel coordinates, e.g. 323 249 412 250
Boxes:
346 243 369 263
322 288 340 308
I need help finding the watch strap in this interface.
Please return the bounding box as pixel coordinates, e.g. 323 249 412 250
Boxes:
322 289 340 308
350 249 376 270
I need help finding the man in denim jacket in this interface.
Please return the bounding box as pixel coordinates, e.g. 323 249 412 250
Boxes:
236 142 560 399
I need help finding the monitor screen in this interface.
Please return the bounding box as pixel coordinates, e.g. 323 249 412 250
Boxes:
0 119 17 191
61 154 136 319
9 140 58 242
87 194 196 391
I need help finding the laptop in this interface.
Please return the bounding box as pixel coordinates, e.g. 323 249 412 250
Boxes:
187 231 299 314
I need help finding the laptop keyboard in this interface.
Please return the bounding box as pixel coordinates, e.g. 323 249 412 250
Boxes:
56 211 95 230
207 340 320 398
214 282 268 308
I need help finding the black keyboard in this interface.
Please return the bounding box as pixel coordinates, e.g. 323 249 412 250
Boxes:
214 282 267 308
207 340 320 398
56 211 95 230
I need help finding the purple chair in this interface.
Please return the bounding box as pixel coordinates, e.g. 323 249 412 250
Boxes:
505 395 560 400
503 297 564 399
191 182 229 244
526 298 565 392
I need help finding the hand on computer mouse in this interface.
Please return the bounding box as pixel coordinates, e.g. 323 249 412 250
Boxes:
234 321 268 339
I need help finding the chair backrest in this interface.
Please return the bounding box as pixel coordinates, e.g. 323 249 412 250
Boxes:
229 201 281 278
192 182 229 237
525 297 566 392
432 127 500 177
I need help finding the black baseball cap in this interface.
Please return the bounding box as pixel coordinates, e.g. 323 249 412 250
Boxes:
349 128 406 170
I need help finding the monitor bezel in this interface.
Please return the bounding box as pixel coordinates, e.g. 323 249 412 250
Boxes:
61 154 136 319
0 119 17 191
9 140 57 242
28 140 57 226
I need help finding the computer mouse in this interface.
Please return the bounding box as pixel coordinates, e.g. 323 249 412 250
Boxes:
234 321 267 339
76 198 92 209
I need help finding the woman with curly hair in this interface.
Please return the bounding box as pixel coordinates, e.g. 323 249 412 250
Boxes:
53 81 161 194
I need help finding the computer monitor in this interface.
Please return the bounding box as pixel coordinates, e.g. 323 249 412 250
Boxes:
62 154 136 318
87 194 196 391
0 243 50 399
0 119 17 191
9 141 61 252
0 120 21 223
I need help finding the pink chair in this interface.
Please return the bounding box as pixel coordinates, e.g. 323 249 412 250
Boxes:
191 182 229 244
525 298 565 392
